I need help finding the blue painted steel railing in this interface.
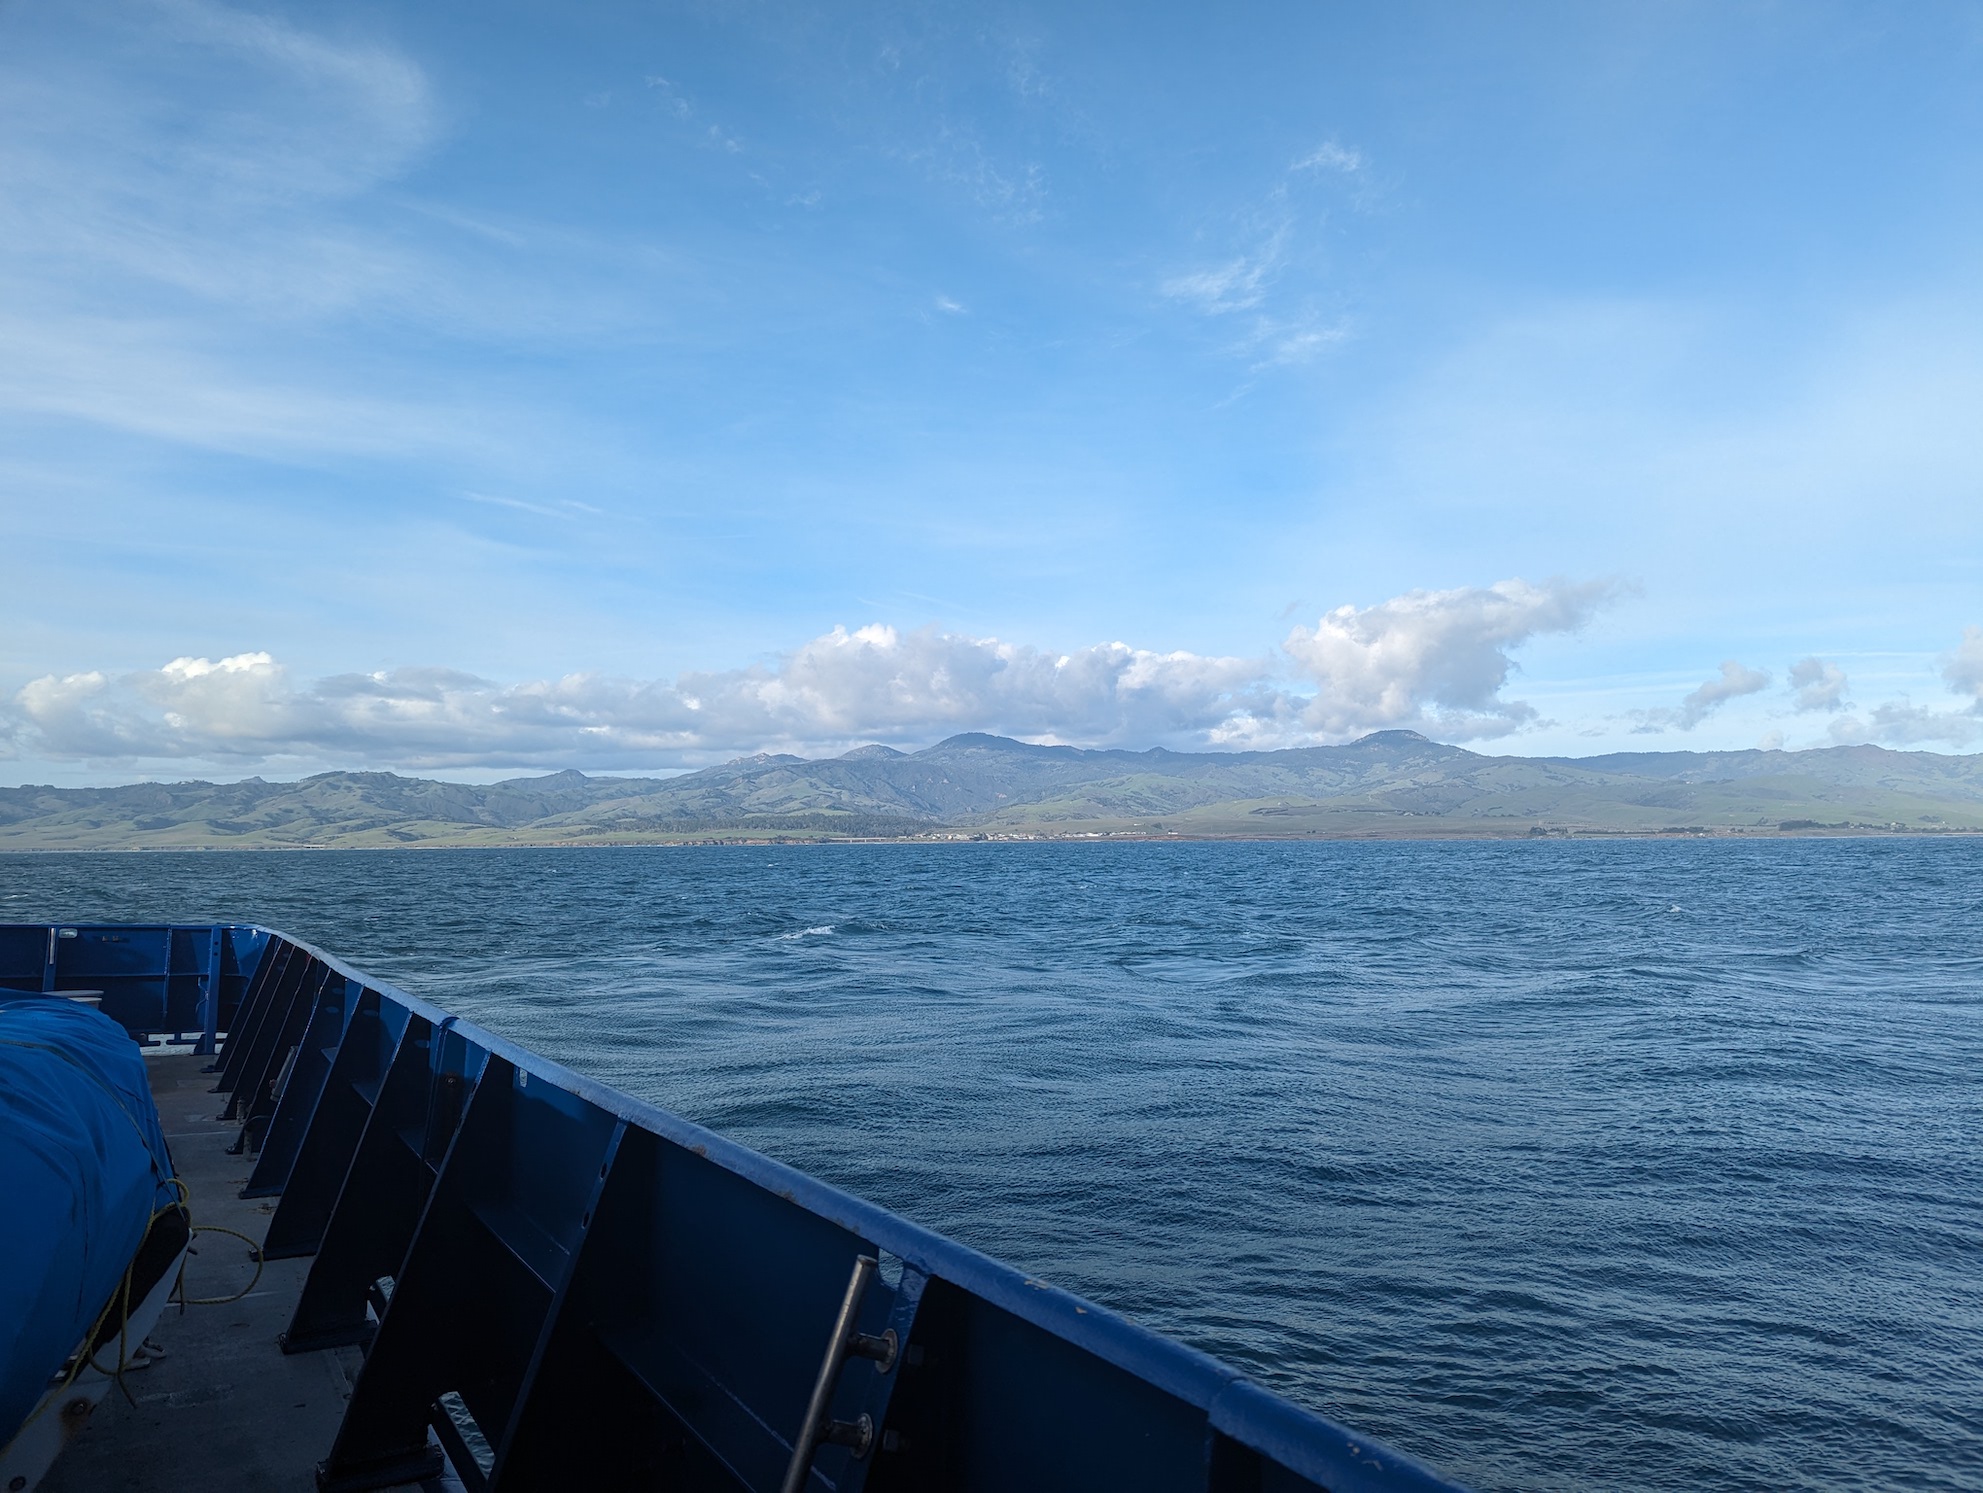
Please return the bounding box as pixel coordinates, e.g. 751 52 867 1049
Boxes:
23 925 1469 1492
0 923 267 1053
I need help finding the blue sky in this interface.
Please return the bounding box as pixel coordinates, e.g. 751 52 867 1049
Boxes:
3 0 1981 782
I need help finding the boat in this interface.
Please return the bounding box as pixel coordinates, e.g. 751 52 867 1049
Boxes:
0 921 1466 1491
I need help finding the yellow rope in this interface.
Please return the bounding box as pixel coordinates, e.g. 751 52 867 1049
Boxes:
7 1185 268 1451
0 1031 270 1452
174 1224 266 1307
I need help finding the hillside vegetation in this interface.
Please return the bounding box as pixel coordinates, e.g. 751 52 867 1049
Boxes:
3 732 1981 848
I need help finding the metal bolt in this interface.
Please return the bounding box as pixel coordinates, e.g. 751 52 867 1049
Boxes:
822 1414 874 1458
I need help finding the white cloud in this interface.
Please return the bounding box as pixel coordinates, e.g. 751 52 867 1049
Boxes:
2 634 1275 770
1632 659 1771 733
156 0 437 198
461 491 600 521
1788 656 1848 712
1163 139 1367 374
0 1 652 468
0 1 437 305
1247 317 1350 370
1832 703 1981 748
1 578 1619 771
893 127 1045 223
640 74 743 150
1945 626 1983 706
1279 578 1617 740
1826 627 1983 747
1293 139 1363 174
1160 231 1349 374
0 310 470 461
1677 660 1771 726
1161 229 1288 314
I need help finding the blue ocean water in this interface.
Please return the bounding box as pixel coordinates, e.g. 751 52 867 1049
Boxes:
4 839 1979 1491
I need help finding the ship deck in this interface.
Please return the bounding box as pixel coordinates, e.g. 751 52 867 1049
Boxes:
11 922 1460 1493
43 1054 384 1493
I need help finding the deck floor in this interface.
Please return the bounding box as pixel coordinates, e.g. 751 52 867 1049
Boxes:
41 1053 369 1493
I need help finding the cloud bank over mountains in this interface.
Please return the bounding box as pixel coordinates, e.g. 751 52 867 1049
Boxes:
5 584 1977 775
4 579 1609 771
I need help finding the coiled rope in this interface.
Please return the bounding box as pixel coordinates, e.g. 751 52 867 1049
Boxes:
4 1145 268 1455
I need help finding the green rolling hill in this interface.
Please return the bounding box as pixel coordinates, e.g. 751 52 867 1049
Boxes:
2 731 1980 848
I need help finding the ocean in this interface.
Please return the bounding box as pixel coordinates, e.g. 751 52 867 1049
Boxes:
4 838 1978 1491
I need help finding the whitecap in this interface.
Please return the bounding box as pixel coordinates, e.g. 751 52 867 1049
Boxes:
773 925 836 941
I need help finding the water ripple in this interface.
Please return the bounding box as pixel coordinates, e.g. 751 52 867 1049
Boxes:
4 837 1979 1492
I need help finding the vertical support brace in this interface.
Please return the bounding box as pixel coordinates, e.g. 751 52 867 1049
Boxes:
196 925 224 1057
261 990 395 1258
281 1015 454 1353
244 975 357 1197
484 1122 628 1488
216 940 296 1094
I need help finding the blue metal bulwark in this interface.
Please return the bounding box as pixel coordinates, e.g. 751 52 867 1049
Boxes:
0 923 267 1043
12 925 1470 1493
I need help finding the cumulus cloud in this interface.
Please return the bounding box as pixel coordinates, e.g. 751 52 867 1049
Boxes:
1681 660 1772 723
1830 703 1981 748
1825 627 1983 747
1632 659 1771 733
1278 577 1617 740
1946 626 1983 708
1789 656 1848 712
1 579 1620 771
14 653 324 761
3 632 1278 771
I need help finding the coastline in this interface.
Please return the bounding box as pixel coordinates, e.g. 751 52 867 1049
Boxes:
2 823 1980 851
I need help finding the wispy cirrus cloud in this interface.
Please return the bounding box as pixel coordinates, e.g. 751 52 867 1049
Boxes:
0 0 664 473
461 492 603 521
0 0 437 315
1293 139 1363 175
643 74 744 152
1160 137 1368 371
1161 226 1290 314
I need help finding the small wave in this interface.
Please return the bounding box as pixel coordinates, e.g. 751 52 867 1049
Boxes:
773 925 836 941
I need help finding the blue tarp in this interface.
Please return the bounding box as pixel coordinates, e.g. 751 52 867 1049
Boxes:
0 998 178 1448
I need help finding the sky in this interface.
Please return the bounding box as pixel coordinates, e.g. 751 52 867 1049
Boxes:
2 0 1981 784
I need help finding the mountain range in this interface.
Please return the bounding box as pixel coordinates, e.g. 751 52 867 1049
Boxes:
2 731 1981 848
